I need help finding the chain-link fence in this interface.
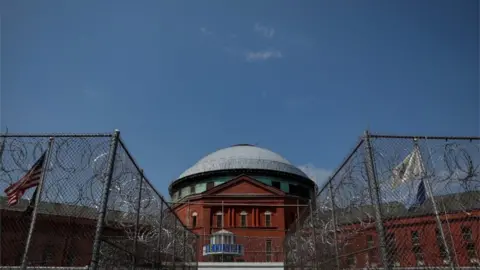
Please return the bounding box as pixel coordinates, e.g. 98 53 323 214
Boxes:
0 131 198 269
284 132 480 270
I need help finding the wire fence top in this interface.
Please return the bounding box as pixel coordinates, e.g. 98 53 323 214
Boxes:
285 132 480 270
369 134 480 141
0 132 114 138
0 132 199 269
117 138 194 233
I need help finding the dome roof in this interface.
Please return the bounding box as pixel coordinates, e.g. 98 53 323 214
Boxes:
178 144 309 179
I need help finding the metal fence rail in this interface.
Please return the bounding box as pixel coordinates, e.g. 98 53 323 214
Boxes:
284 132 480 270
0 131 198 269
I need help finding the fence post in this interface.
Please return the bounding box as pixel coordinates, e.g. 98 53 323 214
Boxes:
328 181 340 270
90 130 120 270
0 132 6 265
183 229 187 270
309 199 317 269
363 130 390 269
418 139 455 270
21 137 55 270
173 217 177 269
155 202 165 269
132 169 144 270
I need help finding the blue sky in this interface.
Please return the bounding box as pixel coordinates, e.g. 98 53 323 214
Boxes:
1 0 478 196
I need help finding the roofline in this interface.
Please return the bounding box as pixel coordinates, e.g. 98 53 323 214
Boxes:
168 169 316 194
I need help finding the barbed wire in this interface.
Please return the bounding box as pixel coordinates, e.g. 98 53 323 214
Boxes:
0 134 197 269
285 135 480 269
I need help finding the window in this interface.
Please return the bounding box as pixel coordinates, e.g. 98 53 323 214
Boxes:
178 188 182 198
65 240 76 266
266 239 272 262
347 254 356 268
207 182 214 190
386 233 398 267
411 231 420 245
411 231 423 266
436 229 448 262
413 246 424 266
299 186 310 198
42 242 55 266
265 211 272 227
366 235 374 248
462 226 473 242
366 235 376 264
192 212 197 228
190 185 196 194
289 184 298 195
467 243 478 260
216 212 223 228
240 211 247 227
272 181 281 189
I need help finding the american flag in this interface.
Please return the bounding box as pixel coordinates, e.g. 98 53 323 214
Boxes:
4 152 46 206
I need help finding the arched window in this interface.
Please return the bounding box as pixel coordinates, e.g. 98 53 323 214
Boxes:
240 211 248 227
191 212 198 228
216 211 223 228
264 211 272 227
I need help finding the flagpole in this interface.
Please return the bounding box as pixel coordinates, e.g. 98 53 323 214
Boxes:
414 139 454 270
363 131 390 269
21 137 55 270
0 128 6 265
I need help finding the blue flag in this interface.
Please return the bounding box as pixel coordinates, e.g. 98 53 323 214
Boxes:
416 180 427 205
409 180 427 211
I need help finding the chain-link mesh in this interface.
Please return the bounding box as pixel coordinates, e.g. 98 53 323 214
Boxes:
0 134 198 269
284 134 480 270
0 135 112 268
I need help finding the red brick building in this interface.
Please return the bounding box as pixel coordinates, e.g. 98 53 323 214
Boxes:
168 144 317 263
0 199 174 267
329 191 480 269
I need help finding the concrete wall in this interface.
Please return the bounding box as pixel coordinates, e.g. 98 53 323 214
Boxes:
198 262 283 270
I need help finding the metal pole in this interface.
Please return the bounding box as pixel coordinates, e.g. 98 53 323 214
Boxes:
363 130 390 269
328 181 340 270
156 202 165 269
21 137 55 270
132 169 144 270
0 208 2 266
414 140 454 270
309 199 317 269
183 229 187 270
221 200 224 262
441 201 459 266
0 130 6 265
90 129 120 270
173 218 177 269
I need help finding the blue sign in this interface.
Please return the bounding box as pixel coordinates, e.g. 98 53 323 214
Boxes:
203 244 244 256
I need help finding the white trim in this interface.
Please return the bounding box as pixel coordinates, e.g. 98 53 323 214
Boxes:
240 211 248 215
192 212 198 217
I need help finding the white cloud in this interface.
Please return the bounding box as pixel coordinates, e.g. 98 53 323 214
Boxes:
254 23 275 38
298 163 332 188
245 49 282 62
200 27 213 35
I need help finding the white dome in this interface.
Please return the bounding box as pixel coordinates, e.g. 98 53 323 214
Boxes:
178 144 309 179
